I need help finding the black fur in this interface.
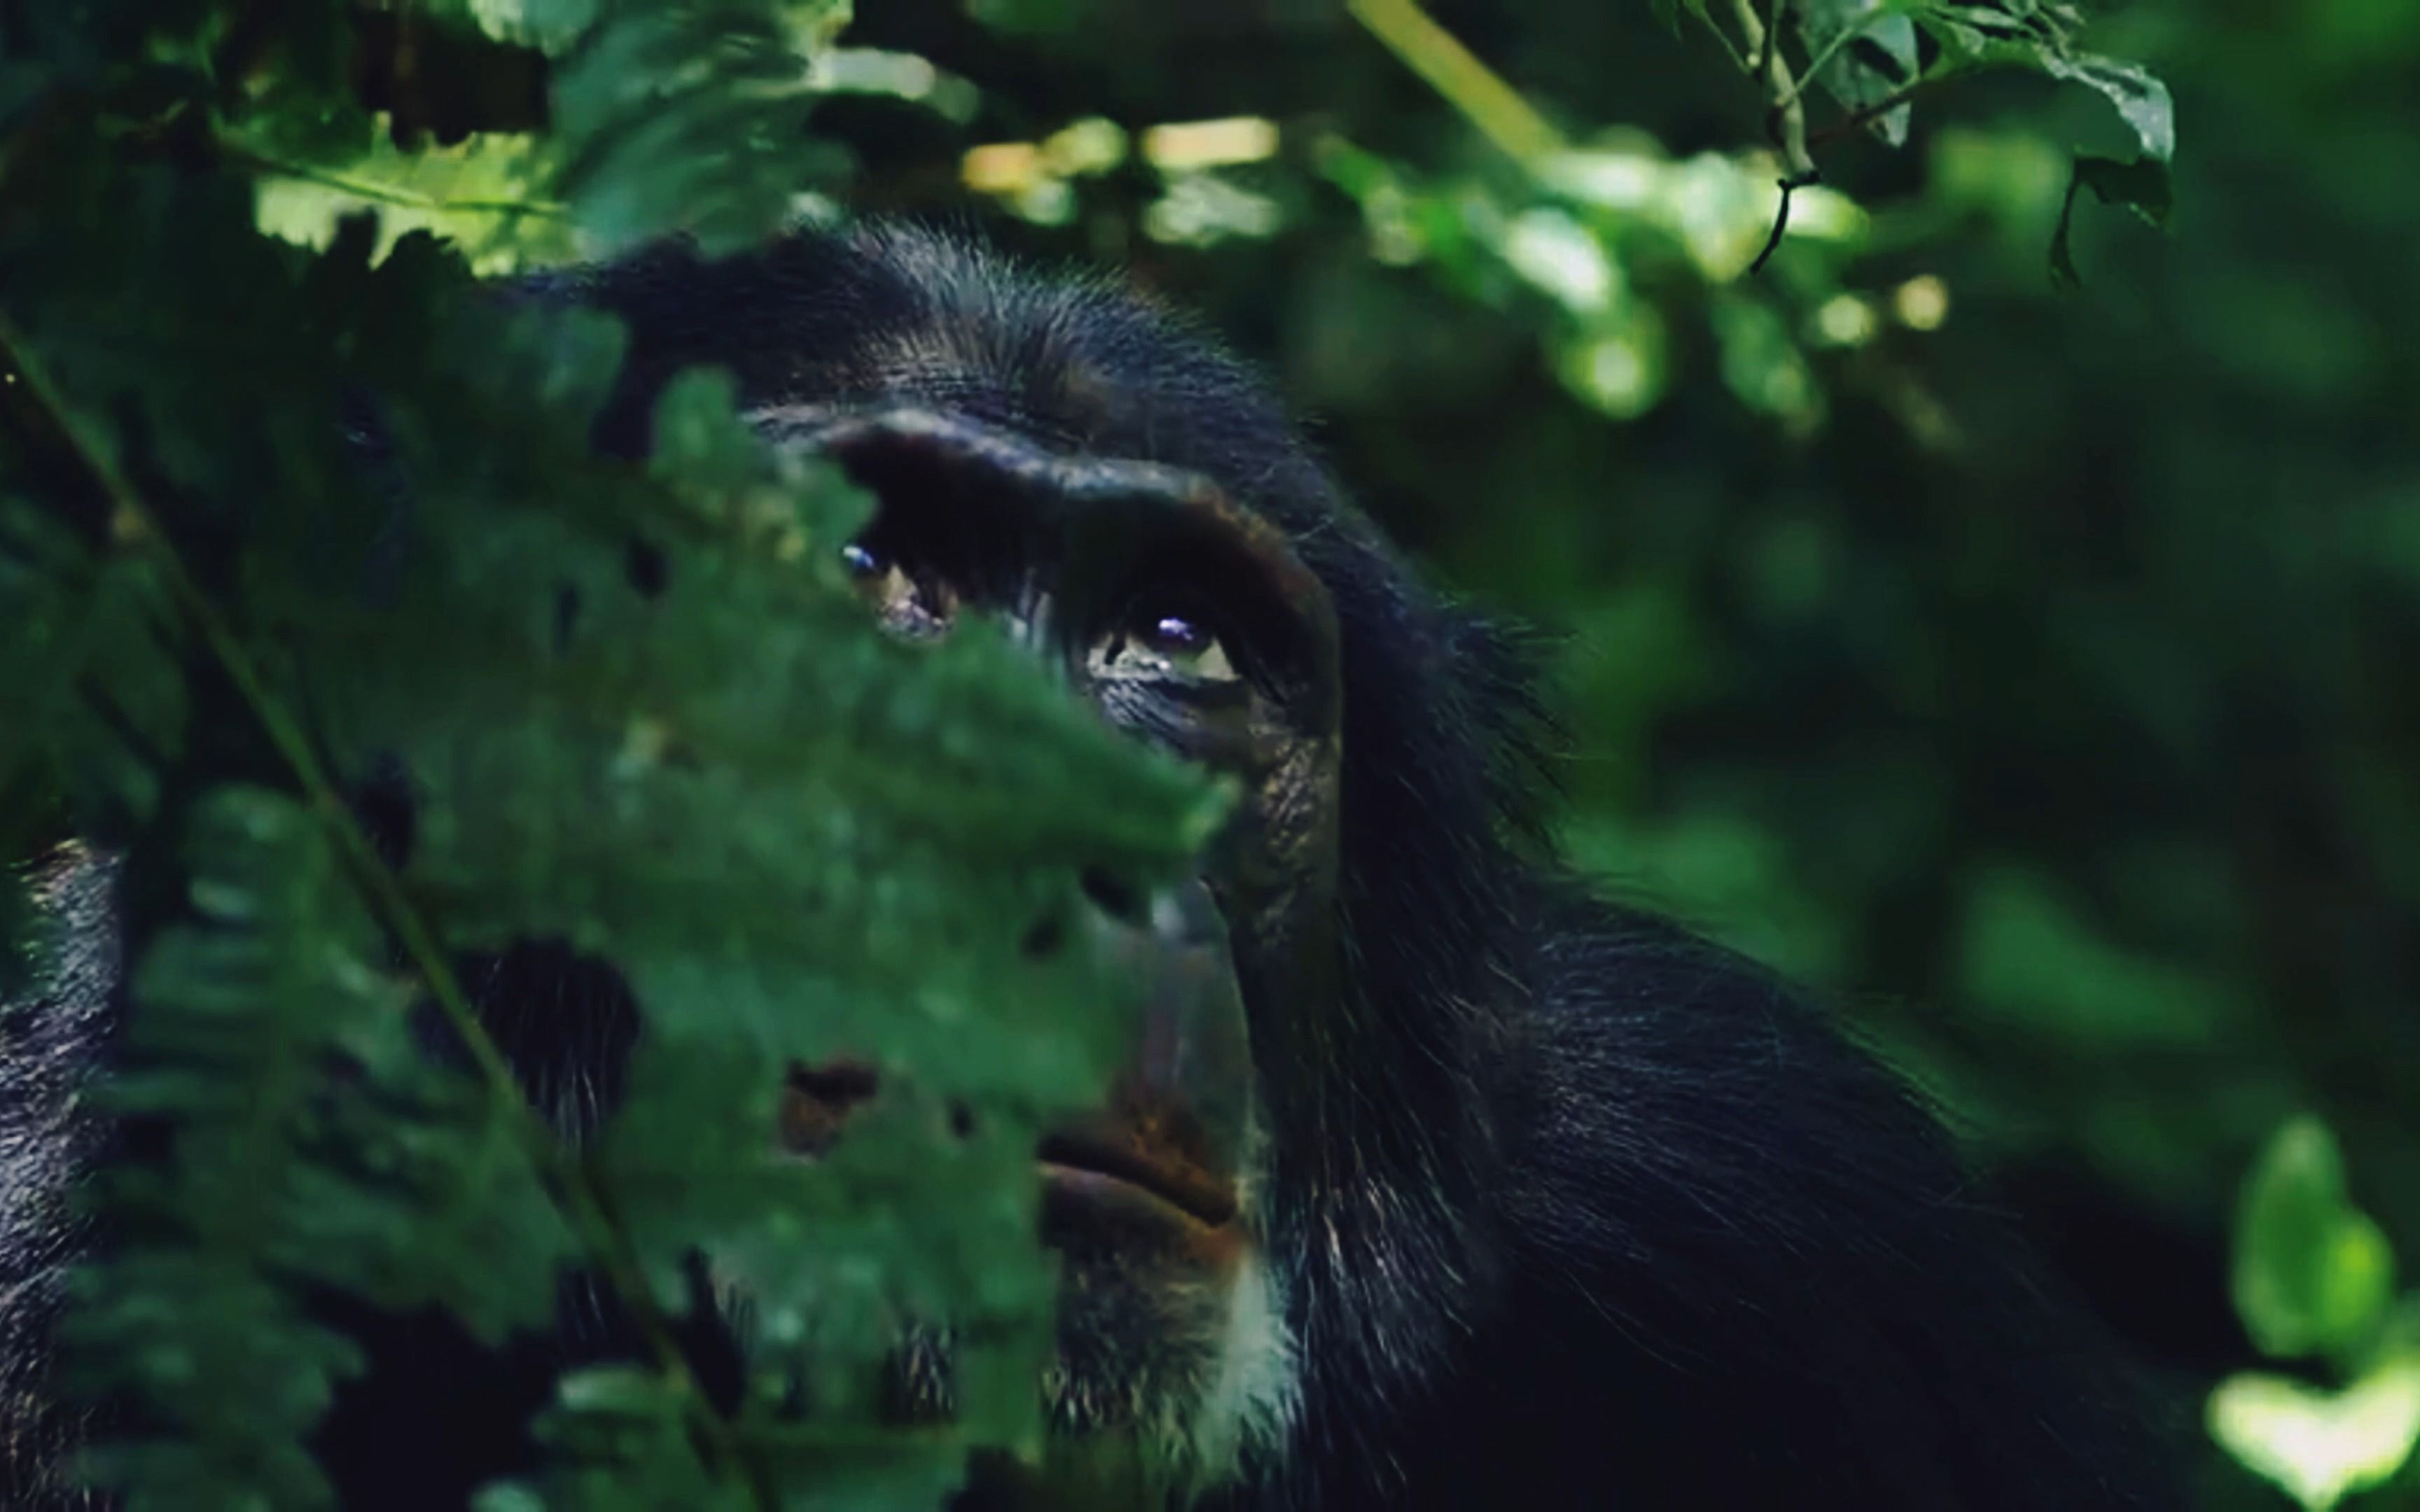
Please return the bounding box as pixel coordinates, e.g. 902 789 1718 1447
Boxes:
1 224 2180 1508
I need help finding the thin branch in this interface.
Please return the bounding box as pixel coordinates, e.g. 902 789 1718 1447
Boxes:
218 141 570 219
1748 175 1815 274
1774 18 1865 112
1806 75 1938 148
1689 6 1754 75
0 314 761 1503
1718 0 1822 275
1345 0 1569 167
1728 0 1816 181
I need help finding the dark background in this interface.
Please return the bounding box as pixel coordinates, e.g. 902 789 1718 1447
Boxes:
814 1 2420 1504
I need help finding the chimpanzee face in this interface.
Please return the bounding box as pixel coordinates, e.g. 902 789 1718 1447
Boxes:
751 404 1344 1493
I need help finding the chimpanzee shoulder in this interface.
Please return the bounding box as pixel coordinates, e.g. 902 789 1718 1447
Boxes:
1401 894 2185 1507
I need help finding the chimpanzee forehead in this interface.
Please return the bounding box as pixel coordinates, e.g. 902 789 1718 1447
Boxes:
676 225 1329 535
562 222 1372 602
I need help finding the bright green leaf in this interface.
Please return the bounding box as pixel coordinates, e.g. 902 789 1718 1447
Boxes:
2233 1116 2399 1361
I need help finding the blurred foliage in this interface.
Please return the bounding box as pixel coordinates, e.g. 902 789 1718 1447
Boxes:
0 0 2409 1504
2213 1119 2419 1508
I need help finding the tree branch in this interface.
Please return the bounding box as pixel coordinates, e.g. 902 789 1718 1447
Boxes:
1346 0 1569 167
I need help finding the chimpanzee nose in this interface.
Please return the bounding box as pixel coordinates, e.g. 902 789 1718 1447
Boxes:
779 1056 879 1158
1072 875 1256 1183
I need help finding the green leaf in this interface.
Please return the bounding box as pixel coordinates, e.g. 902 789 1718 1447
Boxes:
0 498 188 834
2209 1357 2420 1511
544 1 857 255
247 133 581 276
1910 8 2176 165
1800 0 1921 146
466 0 603 50
2038 52 2176 163
2232 1116 2398 1361
67 788 575 1507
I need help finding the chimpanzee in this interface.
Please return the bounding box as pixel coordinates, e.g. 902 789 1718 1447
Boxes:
1 223 2178 1509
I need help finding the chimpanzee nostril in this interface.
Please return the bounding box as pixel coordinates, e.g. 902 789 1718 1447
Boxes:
1021 911 1069 958
787 1059 879 1106
1079 866 1147 925
780 1058 880 1158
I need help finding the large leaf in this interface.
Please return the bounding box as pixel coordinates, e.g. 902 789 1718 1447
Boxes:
1800 0 1921 146
2231 1117 2398 1362
65 788 575 1509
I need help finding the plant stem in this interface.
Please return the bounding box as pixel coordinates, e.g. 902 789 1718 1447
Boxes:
1807 76 1938 147
1346 0 1568 167
1729 0 1817 181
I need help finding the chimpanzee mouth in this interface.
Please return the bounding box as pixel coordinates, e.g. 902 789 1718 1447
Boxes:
1036 1130 1239 1228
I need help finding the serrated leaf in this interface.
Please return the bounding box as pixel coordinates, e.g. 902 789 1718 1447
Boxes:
249 133 581 275
0 498 188 834
2232 1116 2398 1361
67 788 575 1506
547 5 854 255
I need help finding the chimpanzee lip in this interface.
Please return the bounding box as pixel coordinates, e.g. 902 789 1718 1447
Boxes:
1036 1132 1239 1228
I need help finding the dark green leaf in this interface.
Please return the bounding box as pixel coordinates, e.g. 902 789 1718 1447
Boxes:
2231 1116 2397 1361
1801 0 1921 146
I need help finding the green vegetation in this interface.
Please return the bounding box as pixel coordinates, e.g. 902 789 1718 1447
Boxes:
3 0 2412 1504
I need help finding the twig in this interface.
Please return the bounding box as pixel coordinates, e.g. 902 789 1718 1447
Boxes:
1720 0 1821 275
1747 172 1819 275
1728 0 1816 181
1689 7 1754 76
1345 0 1569 167
1772 18 1866 113
1805 76 1937 148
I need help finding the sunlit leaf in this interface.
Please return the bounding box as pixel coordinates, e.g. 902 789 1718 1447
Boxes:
2232 1117 2398 1361
2209 1357 2420 1511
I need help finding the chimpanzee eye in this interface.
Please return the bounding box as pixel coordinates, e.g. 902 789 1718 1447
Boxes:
840 541 885 580
840 538 949 636
1088 598 1239 685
